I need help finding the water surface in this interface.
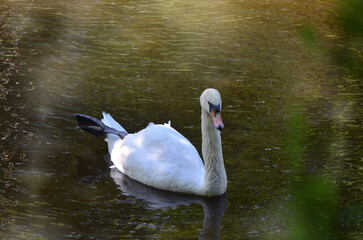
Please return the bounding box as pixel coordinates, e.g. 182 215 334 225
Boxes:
1 0 361 239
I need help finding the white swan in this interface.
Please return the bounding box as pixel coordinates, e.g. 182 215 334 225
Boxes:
75 88 227 196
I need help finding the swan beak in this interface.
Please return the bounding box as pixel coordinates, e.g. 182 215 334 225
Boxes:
211 110 224 131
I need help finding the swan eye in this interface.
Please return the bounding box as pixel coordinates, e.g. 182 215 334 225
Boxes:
208 101 221 115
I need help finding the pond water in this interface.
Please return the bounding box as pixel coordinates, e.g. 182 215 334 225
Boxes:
1 0 361 239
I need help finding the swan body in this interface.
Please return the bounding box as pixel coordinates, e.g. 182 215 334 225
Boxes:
76 88 227 196
106 120 205 195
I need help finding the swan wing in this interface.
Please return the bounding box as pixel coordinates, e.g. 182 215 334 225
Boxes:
109 124 205 194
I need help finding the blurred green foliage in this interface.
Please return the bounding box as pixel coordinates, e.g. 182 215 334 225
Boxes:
285 106 362 239
299 0 363 77
287 1 362 238
333 0 362 76
338 0 363 37
298 27 321 52
290 178 337 240
285 106 306 174
285 107 338 240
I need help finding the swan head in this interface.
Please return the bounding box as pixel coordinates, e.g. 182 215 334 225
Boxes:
200 88 224 131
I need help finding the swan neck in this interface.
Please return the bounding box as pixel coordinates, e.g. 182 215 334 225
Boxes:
201 111 227 196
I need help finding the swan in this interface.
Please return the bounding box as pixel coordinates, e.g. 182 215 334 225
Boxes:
75 88 227 196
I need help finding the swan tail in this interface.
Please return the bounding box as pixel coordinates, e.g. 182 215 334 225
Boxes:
101 112 128 154
101 112 127 133
75 114 128 139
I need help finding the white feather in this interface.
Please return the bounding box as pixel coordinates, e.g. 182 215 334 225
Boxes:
102 112 127 133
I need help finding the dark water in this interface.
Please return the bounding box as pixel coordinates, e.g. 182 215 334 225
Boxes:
1 0 361 239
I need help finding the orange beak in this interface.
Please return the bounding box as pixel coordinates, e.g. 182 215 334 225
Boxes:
211 110 224 131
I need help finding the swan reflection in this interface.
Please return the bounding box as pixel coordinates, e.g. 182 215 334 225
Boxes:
110 168 227 239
